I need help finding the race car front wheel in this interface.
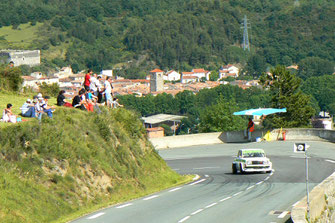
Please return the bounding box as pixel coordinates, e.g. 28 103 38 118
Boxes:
232 164 237 174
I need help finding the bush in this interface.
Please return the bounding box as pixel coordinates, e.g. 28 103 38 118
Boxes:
0 65 23 92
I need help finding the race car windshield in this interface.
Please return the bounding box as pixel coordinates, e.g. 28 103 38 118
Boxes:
242 152 265 158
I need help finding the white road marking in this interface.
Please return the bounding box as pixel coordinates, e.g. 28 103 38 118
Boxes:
233 191 243 196
292 201 300 207
190 178 206 185
256 181 264 185
269 172 274 176
191 209 204 215
87 212 105 219
173 168 180 171
143 195 159 200
247 185 255 190
178 216 190 222
205 175 209 177
116 203 133 209
290 155 310 159
220 196 232 202
264 176 270 181
325 159 335 164
169 187 182 192
205 202 218 208
193 166 220 170
278 211 289 218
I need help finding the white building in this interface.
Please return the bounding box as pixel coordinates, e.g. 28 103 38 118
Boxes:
192 68 211 80
38 77 59 85
22 76 39 90
164 70 181 81
30 72 43 79
54 67 73 78
219 65 239 79
181 75 199 84
58 78 73 88
101 70 113 77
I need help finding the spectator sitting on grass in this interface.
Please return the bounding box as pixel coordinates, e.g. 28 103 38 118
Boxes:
34 98 43 120
2 104 17 123
42 96 55 117
112 98 123 108
84 89 95 112
72 89 87 110
20 99 36 118
57 90 72 107
36 96 54 120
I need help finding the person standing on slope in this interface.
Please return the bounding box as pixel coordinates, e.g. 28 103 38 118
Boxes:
84 69 93 91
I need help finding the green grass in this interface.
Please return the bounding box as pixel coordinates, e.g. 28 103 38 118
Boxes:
0 91 56 127
0 23 44 48
0 97 191 223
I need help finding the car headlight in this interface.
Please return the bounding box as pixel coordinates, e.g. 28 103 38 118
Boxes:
246 160 252 165
264 160 269 164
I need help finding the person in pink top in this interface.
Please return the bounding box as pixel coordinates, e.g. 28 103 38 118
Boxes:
84 69 93 91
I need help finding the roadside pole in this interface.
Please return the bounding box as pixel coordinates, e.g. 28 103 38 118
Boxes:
294 143 310 221
305 147 310 220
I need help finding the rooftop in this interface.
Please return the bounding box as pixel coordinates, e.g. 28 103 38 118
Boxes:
142 114 186 125
150 69 164 73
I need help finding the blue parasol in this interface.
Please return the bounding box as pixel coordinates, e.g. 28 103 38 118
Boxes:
233 108 287 116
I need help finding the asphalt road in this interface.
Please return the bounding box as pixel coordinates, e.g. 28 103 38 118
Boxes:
71 141 335 223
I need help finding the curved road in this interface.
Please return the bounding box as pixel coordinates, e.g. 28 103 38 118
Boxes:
72 141 335 223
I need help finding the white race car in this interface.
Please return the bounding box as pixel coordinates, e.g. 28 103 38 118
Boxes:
232 149 272 174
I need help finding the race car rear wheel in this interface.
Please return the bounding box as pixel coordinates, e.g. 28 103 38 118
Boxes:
232 164 237 174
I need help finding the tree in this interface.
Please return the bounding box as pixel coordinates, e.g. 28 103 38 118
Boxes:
209 71 219 81
39 83 60 97
301 75 335 114
0 65 23 92
245 54 267 78
175 90 196 115
260 66 315 127
199 98 245 132
297 57 334 80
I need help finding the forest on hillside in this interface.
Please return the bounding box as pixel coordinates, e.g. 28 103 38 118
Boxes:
0 0 334 78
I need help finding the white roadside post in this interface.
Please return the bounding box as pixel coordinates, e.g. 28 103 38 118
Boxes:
294 143 310 221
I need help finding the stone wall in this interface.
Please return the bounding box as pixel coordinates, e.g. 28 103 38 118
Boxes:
0 50 40 67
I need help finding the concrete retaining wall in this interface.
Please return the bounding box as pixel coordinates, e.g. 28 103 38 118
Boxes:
280 128 335 142
149 132 222 149
291 172 335 223
151 129 335 149
219 129 269 143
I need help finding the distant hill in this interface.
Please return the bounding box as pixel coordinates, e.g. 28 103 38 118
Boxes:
0 0 334 77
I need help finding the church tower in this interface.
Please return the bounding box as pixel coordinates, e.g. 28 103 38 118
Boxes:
149 69 164 92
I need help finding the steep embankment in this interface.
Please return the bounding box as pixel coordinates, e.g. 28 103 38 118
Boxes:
0 107 186 223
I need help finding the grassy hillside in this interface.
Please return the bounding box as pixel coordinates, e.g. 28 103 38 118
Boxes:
0 106 189 222
0 23 44 49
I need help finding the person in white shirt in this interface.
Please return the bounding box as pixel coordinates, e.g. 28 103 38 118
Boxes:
112 98 123 108
90 73 99 97
104 76 113 107
20 99 36 117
